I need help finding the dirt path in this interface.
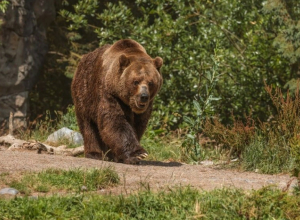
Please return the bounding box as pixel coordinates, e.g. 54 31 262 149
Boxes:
0 150 297 194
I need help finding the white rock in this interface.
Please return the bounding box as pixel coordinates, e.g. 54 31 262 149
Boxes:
0 188 19 195
46 127 83 145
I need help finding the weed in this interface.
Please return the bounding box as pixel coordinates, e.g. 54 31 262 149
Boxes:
203 115 255 159
57 105 79 131
262 84 300 142
17 110 59 142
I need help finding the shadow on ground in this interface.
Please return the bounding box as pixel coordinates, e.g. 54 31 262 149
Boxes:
139 160 183 167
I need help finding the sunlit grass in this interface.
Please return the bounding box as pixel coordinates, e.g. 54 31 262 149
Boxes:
142 130 182 162
2 167 119 195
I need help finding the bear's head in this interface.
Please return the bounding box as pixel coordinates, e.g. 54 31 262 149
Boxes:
116 54 163 114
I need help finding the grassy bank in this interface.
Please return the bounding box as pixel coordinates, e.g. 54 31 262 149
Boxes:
0 187 299 219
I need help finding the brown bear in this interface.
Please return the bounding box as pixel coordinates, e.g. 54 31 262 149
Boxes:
71 39 163 164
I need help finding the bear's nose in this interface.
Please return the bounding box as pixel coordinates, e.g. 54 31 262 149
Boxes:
140 93 149 103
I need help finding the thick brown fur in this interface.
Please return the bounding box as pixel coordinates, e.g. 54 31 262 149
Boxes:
71 39 163 164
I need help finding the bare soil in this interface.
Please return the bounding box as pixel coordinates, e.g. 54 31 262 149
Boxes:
0 148 297 195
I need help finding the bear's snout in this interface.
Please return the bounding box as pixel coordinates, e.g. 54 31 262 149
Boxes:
139 85 149 103
140 92 149 103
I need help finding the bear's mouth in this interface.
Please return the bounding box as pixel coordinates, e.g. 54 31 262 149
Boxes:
133 100 148 112
136 101 147 109
130 98 148 114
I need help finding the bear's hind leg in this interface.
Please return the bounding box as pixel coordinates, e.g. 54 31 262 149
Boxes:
77 116 105 160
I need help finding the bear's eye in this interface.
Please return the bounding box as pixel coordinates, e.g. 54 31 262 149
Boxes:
134 81 139 86
148 81 154 86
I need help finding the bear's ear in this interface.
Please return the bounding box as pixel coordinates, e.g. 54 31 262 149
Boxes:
153 57 163 71
119 54 130 70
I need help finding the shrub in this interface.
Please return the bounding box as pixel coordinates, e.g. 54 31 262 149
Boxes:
203 115 255 159
181 51 223 161
243 84 300 173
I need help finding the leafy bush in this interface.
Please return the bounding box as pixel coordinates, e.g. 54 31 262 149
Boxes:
181 51 224 161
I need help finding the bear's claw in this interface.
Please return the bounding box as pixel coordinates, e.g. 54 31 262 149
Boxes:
136 153 148 160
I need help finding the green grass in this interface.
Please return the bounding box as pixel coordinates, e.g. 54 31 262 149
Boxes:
0 187 299 219
141 131 182 162
242 135 296 174
2 168 119 195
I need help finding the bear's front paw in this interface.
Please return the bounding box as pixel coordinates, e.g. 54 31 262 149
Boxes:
123 152 148 164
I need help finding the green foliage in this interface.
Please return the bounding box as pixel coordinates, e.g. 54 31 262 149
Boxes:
0 0 9 13
56 0 296 129
4 168 119 195
263 0 300 93
57 105 79 131
263 0 300 65
0 187 299 219
0 0 9 45
181 51 224 161
27 0 299 131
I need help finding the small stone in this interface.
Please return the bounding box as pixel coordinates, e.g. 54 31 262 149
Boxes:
200 160 214 166
81 186 87 191
0 188 19 195
7 143 22 150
